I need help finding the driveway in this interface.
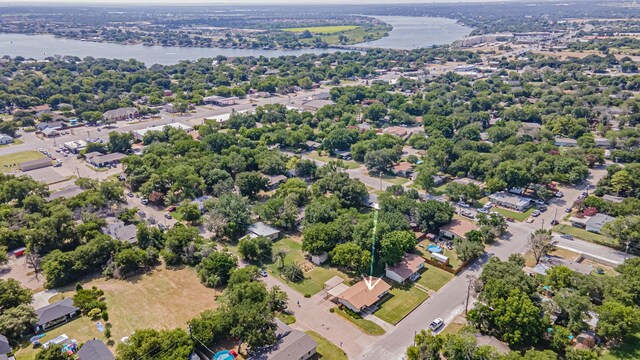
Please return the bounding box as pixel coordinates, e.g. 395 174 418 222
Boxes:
32 289 59 309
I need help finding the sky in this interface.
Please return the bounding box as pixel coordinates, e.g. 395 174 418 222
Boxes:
0 0 521 4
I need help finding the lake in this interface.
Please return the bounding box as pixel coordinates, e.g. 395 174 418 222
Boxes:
0 16 472 65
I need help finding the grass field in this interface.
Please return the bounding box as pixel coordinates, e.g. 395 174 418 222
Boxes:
282 26 360 34
277 312 296 325
334 308 385 336
369 173 410 186
266 238 349 296
374 286 429 325
307 331 348 360
416 241 461 270
554 224 617 247
306 331 348 360
0 150 47 172
601 332 640 360
416 264 455 292
440 322 466 335
306 152 360 169
492 206 536 222
16 266 219 359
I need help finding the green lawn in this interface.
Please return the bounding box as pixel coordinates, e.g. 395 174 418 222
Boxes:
266 238 349 296
306 331 348 360
282 25 360 33
554 224 617 247
334 308 385 336
374 286 429 325
0 150 47 172
601 332 640 360
416 241 461 270
492 206 535 222
370 173 410 186
306 152 360 169
415 264 455 292
429 183 448 196
277 312 296 325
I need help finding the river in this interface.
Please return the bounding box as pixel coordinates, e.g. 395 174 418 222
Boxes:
0 16 472 65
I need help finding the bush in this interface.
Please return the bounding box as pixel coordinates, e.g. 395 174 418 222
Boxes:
304 293 311 298
101 311 109 321
329 308 335 313
88 308 102 319
73 287 107 314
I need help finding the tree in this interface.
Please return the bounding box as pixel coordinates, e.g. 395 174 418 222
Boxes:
281 263 304 283
188 309 230 347
295 159 317 179
207 193 251 239
268 286 288 313
116 328 194 360
35 344 73 360
528 229 557 264
604 215 640 254
177 202 201 224
610 170 632 195
415 165 436 191
364 148 399 174
407 330 443 360
108 131 133 153
238 236 273 263
330 243 371 274
73 287 106 314
380 231 416 266
0 246 7 267
0 278 33 313
553 289 591 333
597 300 640 342
196 251 238 288
477 213 507 237
235 171 268 199
223 281 277 350
0 304 37 344
454 238 485 262
415 200 454 233
468 289 545 346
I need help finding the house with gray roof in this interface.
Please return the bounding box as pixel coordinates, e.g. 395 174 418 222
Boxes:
77 339 114 360
249 319 317 360
248 221 280 241
35 298 80 332
102 220 137 244
0 334 11 357
585 214 615 234
0 134 13 145
103 107 139 122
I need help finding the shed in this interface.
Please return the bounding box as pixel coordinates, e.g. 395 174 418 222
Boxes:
19 158 52 172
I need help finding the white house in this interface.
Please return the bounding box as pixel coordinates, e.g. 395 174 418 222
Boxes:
386 253 425 283
0 134 13 145
247 221 280 241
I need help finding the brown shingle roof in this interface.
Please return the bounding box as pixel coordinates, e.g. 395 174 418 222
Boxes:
387 253 425 280
339 277 391 310
440 219 478 238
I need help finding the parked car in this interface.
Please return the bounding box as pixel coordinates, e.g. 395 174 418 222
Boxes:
565 207 572 213
555 191 564 198
141 199 149 205
461 210 474 219
260 269 268 277
457 201 470 208
478 208 489 214
506 217 515 222
148 218 156 224
534 199 545 205
551 219 559 226
158 224 166 230
531 210 541 217
537 205 547 212
429 318 444 331
164 213 172 219
483 202 493 209
166 205 177 212
127 192 134 198
560 234 574 240
525 218 535 223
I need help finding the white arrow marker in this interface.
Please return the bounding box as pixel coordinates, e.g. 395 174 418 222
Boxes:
363 275 382 291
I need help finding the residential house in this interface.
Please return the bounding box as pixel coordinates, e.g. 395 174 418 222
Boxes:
594 137 611 148
266 174 288 189
391 162 413 177
385 253 425 283
554 138 578 147
102 220 137 244
192 196 212 213
433 175 446 186
103 107 139 122
363 193 379 210
489 191 531 212
311 92 331 101
304 141 321 151
585 214 615 234
35 298 80 332
338 277 391 313
383 126 410 140
0 134 13 145
163 103 176 113
19 158 52 172
334 150 351 160
357 123 373 132
439 219 479 240
452 177 485 188
602 194 625 203
0 334 11 358
249 319 317 360
248 222 280 241
77 339 114 360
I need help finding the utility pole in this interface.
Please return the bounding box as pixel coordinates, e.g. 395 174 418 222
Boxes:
541 219 545 230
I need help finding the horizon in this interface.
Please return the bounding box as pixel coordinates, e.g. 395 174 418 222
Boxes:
0 0 559 5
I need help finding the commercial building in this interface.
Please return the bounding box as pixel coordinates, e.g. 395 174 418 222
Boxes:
132 122 193 141
337 277 391 313
203 96 238 106
489 191 532 212
64 140 87 154
103 107 139 122
86 152 127 168
19 158 52 172
385 253 425 283
301 99 335 112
